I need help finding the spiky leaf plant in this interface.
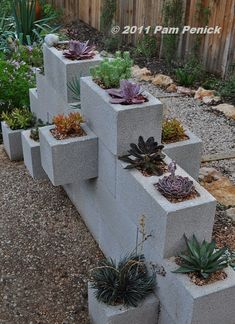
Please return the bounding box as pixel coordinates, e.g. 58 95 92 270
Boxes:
119 136 165 176
155 161 194 199
173 235 228 279
162 118 186 143
107 80 147 105
63 40 95 60
90 254 155 307
2 108 36 130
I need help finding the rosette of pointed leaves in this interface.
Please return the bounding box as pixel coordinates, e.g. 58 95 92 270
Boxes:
156 161 194 199
173 235 228 279
63 40 95 60
90 254 155 307
119 136 165 176
107 80 147 105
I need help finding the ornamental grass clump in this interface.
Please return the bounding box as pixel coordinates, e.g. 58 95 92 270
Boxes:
107 80 147 105
155 161 196 202
90 254 155 307
90 51 133 88
51 112 84 140
119 136 166 176
63 40 96 60
173 235 228 280
2 108 36 130
162 118 188 144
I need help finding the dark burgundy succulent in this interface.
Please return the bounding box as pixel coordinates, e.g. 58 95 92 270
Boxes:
155 161 195 199
63 40 96 60
107 80 147 105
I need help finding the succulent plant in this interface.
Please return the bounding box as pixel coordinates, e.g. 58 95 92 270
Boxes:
52 112 84 139
173 235 228 279
155 161 194 199
30 119 48 142
119 136 165 176
90 254 155 307
162 118 186 143
107 80 147 105
90 51 133 88
63 40 95 60
2 108 36 130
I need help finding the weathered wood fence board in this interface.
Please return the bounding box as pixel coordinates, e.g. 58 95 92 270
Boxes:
48 0 235 77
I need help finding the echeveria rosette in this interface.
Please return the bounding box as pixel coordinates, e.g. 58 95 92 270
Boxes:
156 161 195 199
63 40 96 60
107 80 147 105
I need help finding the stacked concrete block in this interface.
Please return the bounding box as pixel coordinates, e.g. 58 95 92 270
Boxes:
88 285 159 324
1 121 23 161
39 124 98 186
43 44 102 103
21 129 47 180
81 76 163 156
164 128 203 180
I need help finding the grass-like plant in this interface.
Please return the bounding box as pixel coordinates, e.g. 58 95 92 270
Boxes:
52 112 84 139
90 51 133 88
30 119 48 141
90 254 155 307
162 118 186 143
173 235 228 279
2 108 36 130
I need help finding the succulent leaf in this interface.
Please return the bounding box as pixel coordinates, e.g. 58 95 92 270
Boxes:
63 40 95 60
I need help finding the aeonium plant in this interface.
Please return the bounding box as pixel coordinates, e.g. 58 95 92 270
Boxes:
107 80 147 105
155 161 197 201
51 112 85 140
63 40 96 60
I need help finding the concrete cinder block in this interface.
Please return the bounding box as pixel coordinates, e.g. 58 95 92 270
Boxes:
21 129 47 180
29 88 43 121
157 260 235 324
39 123 98 186
81 76 163 156
163 128 203 180
1 121 23 161
158 305 175 324
88 285 159 324
116 155 216 261
43 43 102 103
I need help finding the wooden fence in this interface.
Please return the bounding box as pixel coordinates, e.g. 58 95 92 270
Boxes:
48 0 235 77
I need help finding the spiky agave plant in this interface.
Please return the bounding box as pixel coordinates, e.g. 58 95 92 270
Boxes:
63 40 96 60
155 161 195 199
173 235 228 279
90 254 155 307
107 80 147 105
119 136 165 176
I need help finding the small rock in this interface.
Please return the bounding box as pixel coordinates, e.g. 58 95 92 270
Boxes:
211 103 235 120
131 65 152 79
225 208 235 221
202 95 221 105
176 86 195 96
166 83 177 92
44 34 59 47
199 167 221 182
140 74 153 82
152 74 173 87
194 87 216 100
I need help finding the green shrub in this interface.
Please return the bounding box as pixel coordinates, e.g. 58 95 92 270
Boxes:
103 35 121 52
12 44 43 67
2 108 36 130
90 51 133 88
90 254 155 307
175 57 204 86
135 32 158 59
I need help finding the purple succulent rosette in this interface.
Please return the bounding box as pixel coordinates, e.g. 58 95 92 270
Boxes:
155 161 195 199
107 80 147 105
63 40 96 60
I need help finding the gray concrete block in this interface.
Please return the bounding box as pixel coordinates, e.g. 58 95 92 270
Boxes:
43 43 102 103
81 76 163 156
39 123 98 186
158 305 175 324
29 88 45 122
88 285 159 324
163 128 202 180
157 260 235 324
1 121 23 161
21 129 47 180
116 155 216 261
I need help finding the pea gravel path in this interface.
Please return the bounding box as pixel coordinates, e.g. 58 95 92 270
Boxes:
0 145 102 324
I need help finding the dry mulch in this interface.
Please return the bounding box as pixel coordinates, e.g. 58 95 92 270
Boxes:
0 145 102 323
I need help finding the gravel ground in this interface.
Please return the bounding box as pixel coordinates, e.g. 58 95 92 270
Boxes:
0 145 102 324
140 81 235 183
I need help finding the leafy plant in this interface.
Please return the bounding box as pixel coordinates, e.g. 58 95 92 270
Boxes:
90 254 155 307
155 161 195 200
175 68 196 87
12 44 43 67
100 0 116 34
2 108 36 130
162 118 186 143
103 35 121 52
0 15 15 53
175 57 204 86
52 112 84 139
135 31 158 59
173 235 227 279
107 80 146 105
119 136 166 176
63 40 96 60
67 75 81 102
30 119 47 141
90 51 133 88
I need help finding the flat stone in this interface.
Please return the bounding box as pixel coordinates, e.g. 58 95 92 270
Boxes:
199 167 221 182
177 86 194 96
152 74 173 87
194 87 216 100
166 83 177 93
212 103 235 120
202 95 221 105
131 65 152 79
226 208 235 221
